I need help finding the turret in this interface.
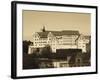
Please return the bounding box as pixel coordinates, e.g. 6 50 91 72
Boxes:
42 26 46 32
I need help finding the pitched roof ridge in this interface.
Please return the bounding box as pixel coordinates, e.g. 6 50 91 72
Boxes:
36 30 80 38
61 30 78 31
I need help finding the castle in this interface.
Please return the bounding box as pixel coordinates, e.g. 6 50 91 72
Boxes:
28 27 90 54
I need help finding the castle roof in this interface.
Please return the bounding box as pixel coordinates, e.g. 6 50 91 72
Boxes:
37 30 79 38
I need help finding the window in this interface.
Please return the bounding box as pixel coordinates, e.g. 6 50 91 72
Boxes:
35 44 37 46
60 63 69 67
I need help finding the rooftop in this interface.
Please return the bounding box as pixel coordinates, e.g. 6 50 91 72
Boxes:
37 30 80 38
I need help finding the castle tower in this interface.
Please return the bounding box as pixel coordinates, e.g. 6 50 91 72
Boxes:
42 26 46 32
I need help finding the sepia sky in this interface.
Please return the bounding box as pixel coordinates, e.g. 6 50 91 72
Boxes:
23 10 91 41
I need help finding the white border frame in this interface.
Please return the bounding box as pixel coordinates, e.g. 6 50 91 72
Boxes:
14 2 97 77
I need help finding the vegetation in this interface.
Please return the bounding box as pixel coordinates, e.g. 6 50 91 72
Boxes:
40 44 52 58
23 40 33 54
23 43 53 69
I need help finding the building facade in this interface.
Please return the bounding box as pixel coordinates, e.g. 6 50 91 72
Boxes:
28 28 90 54
77 34 90 53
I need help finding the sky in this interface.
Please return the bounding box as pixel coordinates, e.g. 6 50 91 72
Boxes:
23 10 91 41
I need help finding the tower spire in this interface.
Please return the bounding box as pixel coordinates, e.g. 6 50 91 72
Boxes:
42 25 46 32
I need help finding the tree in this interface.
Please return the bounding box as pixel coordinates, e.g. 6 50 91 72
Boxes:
23 40 33 55
23 54 39 69
39 45 54 68
40 44 52 58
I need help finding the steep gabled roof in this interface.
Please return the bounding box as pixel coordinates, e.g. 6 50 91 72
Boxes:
37 31 49 38
36 30 79 38
84 35 91 39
